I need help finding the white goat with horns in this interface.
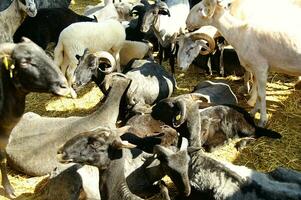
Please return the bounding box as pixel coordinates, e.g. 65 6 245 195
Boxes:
186 0 301 127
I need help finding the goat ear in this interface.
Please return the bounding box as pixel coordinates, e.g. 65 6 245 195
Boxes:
201 0 217 18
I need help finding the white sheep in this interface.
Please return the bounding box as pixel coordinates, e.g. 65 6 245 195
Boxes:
0 0 37 43
186 0 301 127
84 0 119 22
54 19 125 98
120 40 153 66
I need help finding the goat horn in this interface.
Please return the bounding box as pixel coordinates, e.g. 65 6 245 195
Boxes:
0 43 16 57
93 51 116 74
190 33 215 55
172 99 187 128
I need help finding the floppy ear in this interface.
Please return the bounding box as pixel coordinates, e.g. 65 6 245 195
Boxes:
201 0 217 18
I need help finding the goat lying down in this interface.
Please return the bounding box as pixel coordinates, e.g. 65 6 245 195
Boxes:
151 93 281 152
175 147 301 200
57 127 192 200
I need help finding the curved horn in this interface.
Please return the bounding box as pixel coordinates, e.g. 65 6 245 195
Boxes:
0 43 16 57
130 5 145 15
93 51 116 74
190 33 216 55
172 99 187 128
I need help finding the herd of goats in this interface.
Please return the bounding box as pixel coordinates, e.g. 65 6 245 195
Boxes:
0 0 301 199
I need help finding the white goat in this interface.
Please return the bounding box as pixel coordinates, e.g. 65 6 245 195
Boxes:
186 0 301 127
54 19 125 98
0 0 37 43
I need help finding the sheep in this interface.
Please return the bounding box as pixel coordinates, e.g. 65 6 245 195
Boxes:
186 0 301 127
174 147 301 200
57 127 192 200
6 73 131 177
0 38 69 198
0 0 37 43
192 80 238 105
176 26 245 77
13 8 97 49
151 94 282 152
53 19 126 98
119 40 153 66
85 0 119 22
73 54 175 120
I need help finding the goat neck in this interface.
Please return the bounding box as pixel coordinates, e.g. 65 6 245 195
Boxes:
98 149 143 200
0 65 26 136
87 76 131 129
211 5 248 53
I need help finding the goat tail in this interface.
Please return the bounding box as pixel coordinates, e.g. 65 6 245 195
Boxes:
53 41 64 71
255 127 282 139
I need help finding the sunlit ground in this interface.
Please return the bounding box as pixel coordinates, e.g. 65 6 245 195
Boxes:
0 0 300 199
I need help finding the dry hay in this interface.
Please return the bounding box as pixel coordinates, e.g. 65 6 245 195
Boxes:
0 1 300 200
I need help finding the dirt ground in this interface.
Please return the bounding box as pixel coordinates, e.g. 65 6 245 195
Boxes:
0 0 300 199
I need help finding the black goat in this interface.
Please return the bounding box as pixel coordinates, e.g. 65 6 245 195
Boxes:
0 38 69 198
13 8 96 49
151 94 281 151
175 148 301 200
57 127 190 200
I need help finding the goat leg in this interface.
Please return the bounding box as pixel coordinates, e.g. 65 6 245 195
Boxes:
0 149 16 198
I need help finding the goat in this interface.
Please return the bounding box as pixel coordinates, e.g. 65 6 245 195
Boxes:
174 147 301 200
186 0 301 127
151 94 281 152
6 73 131 177
53 19 126 98
57 127 192 200
39 136 190 199
73 54 175 119
0 0 37 43
0 38 69 198
13 8 96 49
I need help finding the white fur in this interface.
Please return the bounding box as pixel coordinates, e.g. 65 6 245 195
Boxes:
120 40 152 66
54 19 125 87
